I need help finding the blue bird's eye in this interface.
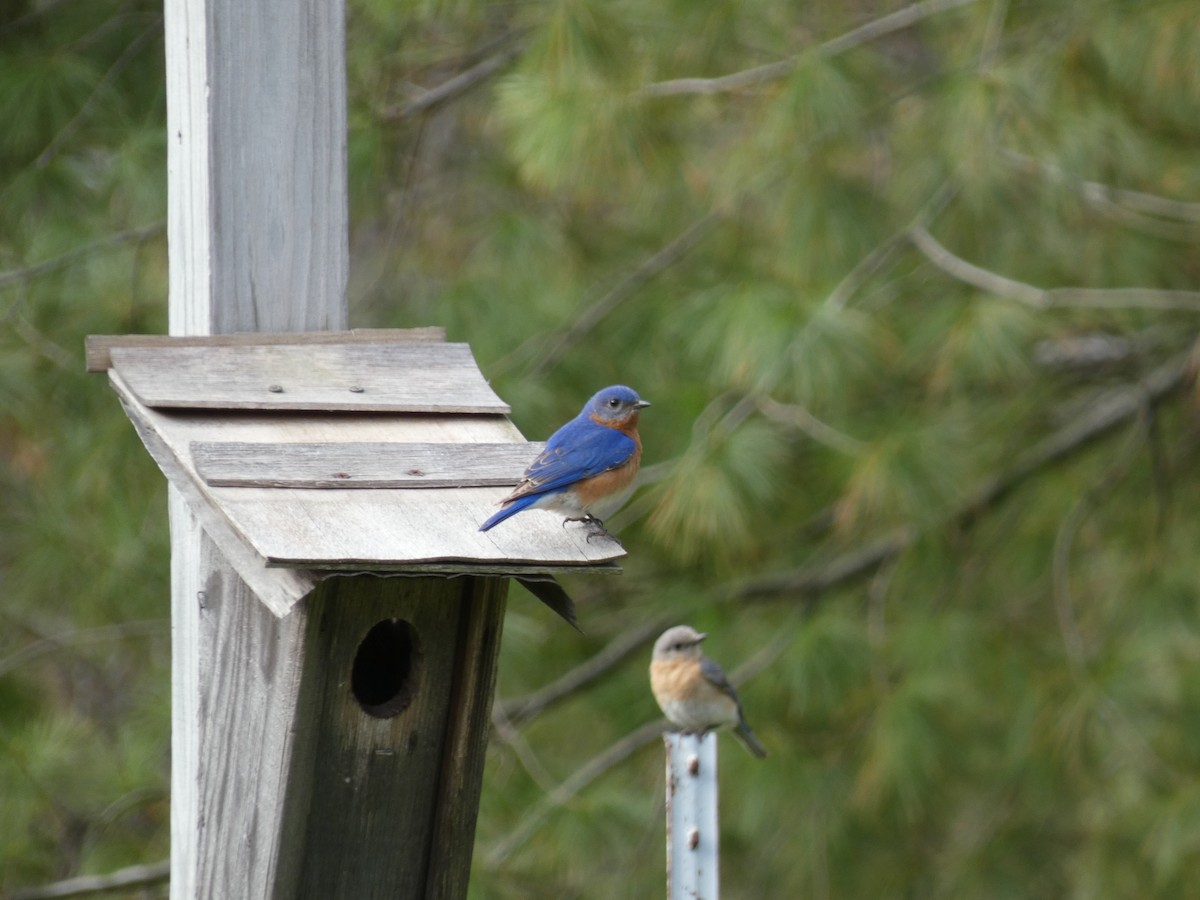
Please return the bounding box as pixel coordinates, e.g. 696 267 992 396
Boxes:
608 398 620 408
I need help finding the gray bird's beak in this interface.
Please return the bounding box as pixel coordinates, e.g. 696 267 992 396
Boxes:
695 632 708 643
635 400 652 409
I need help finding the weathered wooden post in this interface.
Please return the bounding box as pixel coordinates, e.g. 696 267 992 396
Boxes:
84 1 625 897
665 733 720 900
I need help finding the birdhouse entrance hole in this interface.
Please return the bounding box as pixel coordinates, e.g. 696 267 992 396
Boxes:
352 618 421 718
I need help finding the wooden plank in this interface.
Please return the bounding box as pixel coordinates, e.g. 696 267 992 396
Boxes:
179 532 314 899
118 386 318 616
273 575 509 899
164 0 351 893
110 342 509 413
425 576 508 899
166 1 348 336
86 328 446 372
192 440 543 488
108 370 626 575
212 485 628 568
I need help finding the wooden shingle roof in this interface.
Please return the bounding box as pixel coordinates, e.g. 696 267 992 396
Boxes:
88 329 624 616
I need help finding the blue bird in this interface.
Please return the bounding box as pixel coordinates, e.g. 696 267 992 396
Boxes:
480 385 650 535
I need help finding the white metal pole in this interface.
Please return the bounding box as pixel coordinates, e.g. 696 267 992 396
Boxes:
665 732 719 900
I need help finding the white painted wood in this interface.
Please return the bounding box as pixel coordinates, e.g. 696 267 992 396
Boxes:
167 493 202 900
110 342 508 412
665 733 720 900
165 0 347 335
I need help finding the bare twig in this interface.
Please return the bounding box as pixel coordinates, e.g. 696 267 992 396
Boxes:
383 34 528 120
758 396 866 456
36 23 159 169
493 612 675 729
1000 148 1200 225
12 313 75 370
10 860 169 900
0 620 167 678
490 703 563 796
638 0 980 98
496 211 720 378
909 225 1200 312
0 223 165 290
824 181 957 311
484 718 665 867
867 555 900 688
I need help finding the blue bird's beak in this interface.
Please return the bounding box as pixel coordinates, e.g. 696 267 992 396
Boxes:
635 399 652 409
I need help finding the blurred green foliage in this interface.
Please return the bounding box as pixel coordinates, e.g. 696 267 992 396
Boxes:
3 0 1200 896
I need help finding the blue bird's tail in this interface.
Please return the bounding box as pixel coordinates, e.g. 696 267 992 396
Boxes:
479 493 540 532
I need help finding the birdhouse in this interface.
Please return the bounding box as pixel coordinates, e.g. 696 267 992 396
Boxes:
86 328 623 898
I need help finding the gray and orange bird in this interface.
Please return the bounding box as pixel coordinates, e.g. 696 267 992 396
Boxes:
649 624 767 758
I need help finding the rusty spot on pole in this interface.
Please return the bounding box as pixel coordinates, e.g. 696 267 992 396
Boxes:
688 828 699 850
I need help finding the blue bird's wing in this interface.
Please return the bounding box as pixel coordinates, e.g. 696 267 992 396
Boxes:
478 419 637 532
515 420 637 497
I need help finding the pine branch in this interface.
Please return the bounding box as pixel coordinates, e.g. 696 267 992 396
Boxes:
382 33 529 120
0 620 166 678
1001 148 1200 225
734 350 1193 602
0 223 165 290
757 396 866 456
909 225 1200 311
824 180 957 311
637 0 981 98
484 719 665 867
10 860 169 900
493 211 720 379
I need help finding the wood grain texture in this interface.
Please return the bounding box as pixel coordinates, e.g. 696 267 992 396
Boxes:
165 0 348 336
110 342 509 413
122 393 318 616
192 441 544 488
271 575 508 899
424 577 508 899
217 485 627 568
183 544 313 898
86 328 446 372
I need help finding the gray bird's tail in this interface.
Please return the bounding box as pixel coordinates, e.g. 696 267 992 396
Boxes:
735 720 768 759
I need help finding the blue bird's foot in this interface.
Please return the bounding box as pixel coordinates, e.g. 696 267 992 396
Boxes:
563 514 620 545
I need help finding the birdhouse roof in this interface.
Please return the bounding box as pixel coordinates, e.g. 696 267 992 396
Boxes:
87 329 624 616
